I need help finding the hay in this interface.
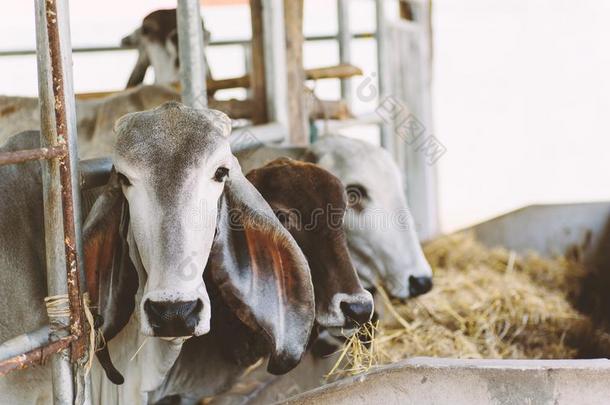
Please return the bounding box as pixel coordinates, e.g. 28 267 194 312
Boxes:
331 233 596 376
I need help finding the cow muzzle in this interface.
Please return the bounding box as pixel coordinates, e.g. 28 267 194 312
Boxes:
144 299 203 337
322 292 374 337
340 300 374 326
409 275 433 297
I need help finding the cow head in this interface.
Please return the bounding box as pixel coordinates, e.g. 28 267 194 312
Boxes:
121 8 211 87
306 135 433 300
246 159 373 336
84 102 314 381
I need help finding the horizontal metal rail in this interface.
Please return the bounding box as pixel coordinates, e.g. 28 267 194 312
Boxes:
0 145 66 166
0 32 376 57
230 122 287 151
0 336 75 377
0 327 50 363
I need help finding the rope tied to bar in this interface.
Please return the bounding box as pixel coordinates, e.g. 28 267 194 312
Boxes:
44 293 100 375
44 294 71 321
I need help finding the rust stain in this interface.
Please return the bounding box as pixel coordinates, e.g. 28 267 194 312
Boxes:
44 0 86 362
0 336 75 376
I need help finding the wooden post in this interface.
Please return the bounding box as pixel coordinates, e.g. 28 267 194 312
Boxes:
250 0 268 124
399 0 415 21
283 0 308 145
376 0 394 152
387 0 439 240
337 0 352 105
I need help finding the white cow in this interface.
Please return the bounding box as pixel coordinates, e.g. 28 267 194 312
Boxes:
0 102 314 404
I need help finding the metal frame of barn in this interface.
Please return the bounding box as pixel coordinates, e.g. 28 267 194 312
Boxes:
0 1 439 404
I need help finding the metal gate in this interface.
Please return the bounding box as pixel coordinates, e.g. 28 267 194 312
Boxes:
0 1 86 404
0 0 208 404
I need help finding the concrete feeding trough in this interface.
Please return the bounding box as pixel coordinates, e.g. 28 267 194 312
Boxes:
276 202 610 405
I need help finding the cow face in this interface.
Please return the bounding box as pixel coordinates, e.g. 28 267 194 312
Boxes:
246 159 373 336
84 102 314 380
121 9 211 87
307 136 433 300
111 102 232 337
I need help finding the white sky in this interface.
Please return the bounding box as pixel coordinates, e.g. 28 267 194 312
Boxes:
1 0 610 232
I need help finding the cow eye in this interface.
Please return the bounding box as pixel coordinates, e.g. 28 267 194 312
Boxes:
213 167 229 182
345 184 368 210
117 172 131 187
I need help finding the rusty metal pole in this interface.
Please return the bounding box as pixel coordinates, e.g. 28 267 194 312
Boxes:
35 0 87 403
177 0 208 109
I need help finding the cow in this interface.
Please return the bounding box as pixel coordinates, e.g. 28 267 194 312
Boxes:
190 136 435 405
0 96 432 301
237 135 434 302
150 158 374 404
0 102 315 404
121 8 212 88
0 85 180 157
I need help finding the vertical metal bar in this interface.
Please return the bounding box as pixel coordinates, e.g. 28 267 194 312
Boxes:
36 0 87 403
177 0 208 110
35 1 73 402
375 0 394 152
262 0 289 129
337 0 352 105
243 43 253 99
407 0 438 240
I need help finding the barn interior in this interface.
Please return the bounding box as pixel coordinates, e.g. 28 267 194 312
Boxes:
1 1 610 404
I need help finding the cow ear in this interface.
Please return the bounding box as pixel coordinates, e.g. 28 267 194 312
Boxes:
208 161 315 375
301 149 319 163
83 170 138 384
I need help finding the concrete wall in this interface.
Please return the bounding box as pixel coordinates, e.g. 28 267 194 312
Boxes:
281 357 610 405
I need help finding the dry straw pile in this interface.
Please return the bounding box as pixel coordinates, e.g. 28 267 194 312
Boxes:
329 233 601 378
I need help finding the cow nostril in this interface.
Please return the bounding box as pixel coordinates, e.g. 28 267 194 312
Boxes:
184 299 202 325
409 276 433 297
144 299 202 334
340 301 373 325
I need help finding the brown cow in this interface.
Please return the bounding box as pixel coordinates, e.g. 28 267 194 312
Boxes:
121 8 212 88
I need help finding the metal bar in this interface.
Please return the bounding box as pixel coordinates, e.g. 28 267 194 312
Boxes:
243 42 253 99
229 122 287 152
262 0 289 130
0 32 377 57
35 1 75 403
44 0 86 362
337 0 352 105
177 0 207 109
0 336 75 377
0 145 65 166
35 0 88 402
0 327 51 362
375 0 394 152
